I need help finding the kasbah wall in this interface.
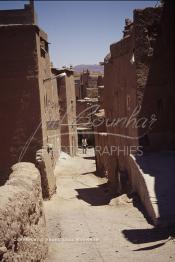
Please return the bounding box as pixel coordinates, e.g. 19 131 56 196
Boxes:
75 69 104 146
76 70 104 100
0 1 78 260
53 68 78 157
0 2 55 259
0 1 60 187
95 1 175 196
0 163 48 261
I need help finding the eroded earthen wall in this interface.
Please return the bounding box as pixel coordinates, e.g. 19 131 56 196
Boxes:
0 25 42 184
103 33 137 190
65 72 78 156
0 162 48 261
134 6 175 149
57 70 78 156
102 3 174 194
36 31 60 167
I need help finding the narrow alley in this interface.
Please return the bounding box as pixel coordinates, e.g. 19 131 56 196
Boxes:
0 2 175 261
44 148 175 262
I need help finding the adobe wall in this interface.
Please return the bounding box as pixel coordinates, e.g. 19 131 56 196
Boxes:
97 75 104 87
57 73 70 154
36 31 60 167
76 99 99 126
86 88 98 98
80 71 102 99
134 6 175 150
127 155 157 224
103 33 137 190
0 25 43 184
56 70 78 157
65 72 78 156
0 162 48 261
76 100 89 126
0 24 59 193
51 70 61 161
74 73 81 100
88 75 99 89
94 132 108 178
0 2 37 25
36 149 56 199
105 31 137 151
103 3 174 196
80 71 88 98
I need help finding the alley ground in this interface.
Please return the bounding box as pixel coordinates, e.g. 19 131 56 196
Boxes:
44 148 175 262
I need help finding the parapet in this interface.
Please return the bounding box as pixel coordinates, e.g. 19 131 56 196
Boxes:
0 0 37 25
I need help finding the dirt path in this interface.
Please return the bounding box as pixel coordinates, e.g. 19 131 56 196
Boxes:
44 149 175 262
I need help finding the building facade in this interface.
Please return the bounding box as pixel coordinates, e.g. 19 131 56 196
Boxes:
0 1 60 184
52 68 78 157
95 2 175 223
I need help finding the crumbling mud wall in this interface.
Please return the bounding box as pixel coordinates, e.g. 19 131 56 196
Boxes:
103 27 137 192
97 3 175 224
37 31 60 168
0 162 48 261
134 5 175 149
102 6 172 192
36 149 56 199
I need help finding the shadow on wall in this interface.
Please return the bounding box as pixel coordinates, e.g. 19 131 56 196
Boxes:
136 151 175 223
136 2 175 225
138 3 175 149
75 183 119 206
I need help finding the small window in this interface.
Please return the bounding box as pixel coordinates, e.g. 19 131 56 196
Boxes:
40 38 48 57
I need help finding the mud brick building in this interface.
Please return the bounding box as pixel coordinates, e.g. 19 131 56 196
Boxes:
52 68 78 157
76 70 104 145
95 2 175 224
80 70 89 99
0 0 37 25
0 1 60 184
76 97 99 146
76 70 103 100
74 72 81 100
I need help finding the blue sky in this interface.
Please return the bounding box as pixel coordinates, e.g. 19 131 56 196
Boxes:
0 1 158 68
